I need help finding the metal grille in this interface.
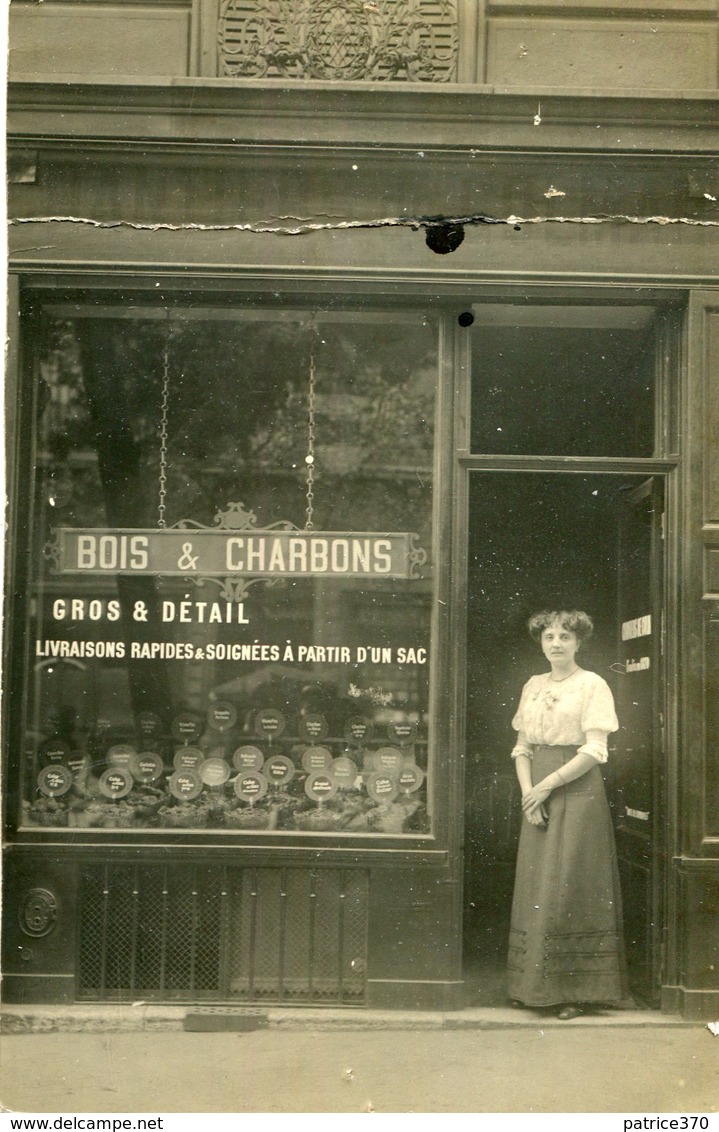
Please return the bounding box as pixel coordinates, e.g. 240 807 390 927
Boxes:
230 867 368 1004
78 863 368 1005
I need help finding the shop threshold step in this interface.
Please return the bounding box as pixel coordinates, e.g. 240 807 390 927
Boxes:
183 1007 269 1032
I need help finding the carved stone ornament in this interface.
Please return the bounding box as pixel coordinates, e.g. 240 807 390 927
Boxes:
19 888 59 938
218 0 458 82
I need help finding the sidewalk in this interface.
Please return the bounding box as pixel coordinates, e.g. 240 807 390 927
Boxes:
0 999 709 1033
0 1013 716 1113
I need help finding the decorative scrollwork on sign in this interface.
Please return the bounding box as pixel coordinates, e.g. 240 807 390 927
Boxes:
408 534 428 579
172 502 297 596
43 532 62 571
19 888 59 938
218 0 458 83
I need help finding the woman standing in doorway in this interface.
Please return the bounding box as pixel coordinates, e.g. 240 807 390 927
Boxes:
508 609 629 1019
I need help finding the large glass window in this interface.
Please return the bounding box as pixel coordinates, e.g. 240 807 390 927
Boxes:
19 306 438 836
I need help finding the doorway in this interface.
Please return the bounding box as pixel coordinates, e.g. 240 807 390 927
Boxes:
462 471 665 1009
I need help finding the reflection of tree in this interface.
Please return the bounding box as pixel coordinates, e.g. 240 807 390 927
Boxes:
39 316 436 532
254 324 435 472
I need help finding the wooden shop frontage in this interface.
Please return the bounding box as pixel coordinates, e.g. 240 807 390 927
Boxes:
4 1 719 1018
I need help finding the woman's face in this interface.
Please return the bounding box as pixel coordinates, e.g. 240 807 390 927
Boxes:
540 621 579 666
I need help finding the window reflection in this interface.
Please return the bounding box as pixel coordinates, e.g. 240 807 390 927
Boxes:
23 310 437 836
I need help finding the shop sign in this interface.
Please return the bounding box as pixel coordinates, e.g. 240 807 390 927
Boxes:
49 528 426 580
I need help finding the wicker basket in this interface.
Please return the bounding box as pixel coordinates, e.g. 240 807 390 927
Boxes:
27 807 69 828
223 808 272 830
157 806 211 828
294 809 351 832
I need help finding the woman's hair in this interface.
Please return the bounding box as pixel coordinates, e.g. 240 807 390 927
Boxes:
527 609 594 643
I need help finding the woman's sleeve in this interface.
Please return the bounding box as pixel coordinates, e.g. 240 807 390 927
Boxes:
511 731 534 760
510 680 534 758
511 680 530 733
579 676 619 762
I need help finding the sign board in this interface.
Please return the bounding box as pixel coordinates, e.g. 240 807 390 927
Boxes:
51 528 425 580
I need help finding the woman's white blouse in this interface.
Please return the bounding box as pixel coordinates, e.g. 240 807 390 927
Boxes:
511 668 619 763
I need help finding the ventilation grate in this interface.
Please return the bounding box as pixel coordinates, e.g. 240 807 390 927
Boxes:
78 862 368 1005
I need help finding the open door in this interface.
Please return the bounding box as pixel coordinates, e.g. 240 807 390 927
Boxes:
613 477 665 1006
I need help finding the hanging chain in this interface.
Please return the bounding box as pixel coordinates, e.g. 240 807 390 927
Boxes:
157 315 170 529
304 342 316 531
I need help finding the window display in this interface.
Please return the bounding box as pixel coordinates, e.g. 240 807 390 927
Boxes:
19 307 438 836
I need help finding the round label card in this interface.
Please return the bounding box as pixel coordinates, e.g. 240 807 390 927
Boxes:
98 767 133 799
234 771 269 803
38 765 73 797
398 763 425 794
135 711 163 740
387 720 418 746
373 747 405 775
331 756 358 788
264 755 295 786
299 712 328 742
301 746 334 773
366 772 399 804
107 743 137 769
38 738 72 765
207 701 237 733
199 758 231 787
345 716 372 744
66 753 88 776
130 751 164 784
254 708 285 740
168 770 202 801
173 746 205 772
172 712 203 744
232 745 264 771
305 771 338 802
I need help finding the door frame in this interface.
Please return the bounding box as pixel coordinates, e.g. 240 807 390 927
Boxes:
450 298 682 1008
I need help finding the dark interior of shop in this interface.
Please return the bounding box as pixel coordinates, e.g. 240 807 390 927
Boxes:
463 470 654 1005
462 307 659 1005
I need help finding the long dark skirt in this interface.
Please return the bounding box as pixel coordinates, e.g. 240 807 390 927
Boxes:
507 745 629 1007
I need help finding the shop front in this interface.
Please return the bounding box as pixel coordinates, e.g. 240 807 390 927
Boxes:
4 7 719 1017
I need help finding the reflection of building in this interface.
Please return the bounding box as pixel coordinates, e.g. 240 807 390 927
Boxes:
4 2 719 1018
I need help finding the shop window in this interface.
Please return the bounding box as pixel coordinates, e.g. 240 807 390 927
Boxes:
470 305 657 457
19 307 437 837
